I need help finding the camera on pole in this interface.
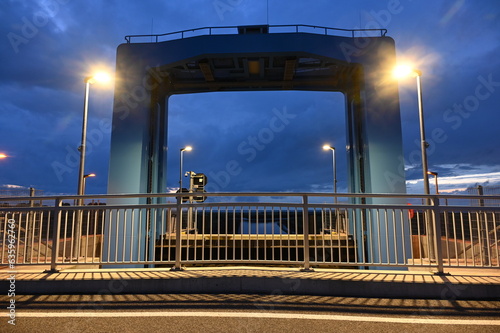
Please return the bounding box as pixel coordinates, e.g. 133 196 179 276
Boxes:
192 172 208 202
193 173 207 191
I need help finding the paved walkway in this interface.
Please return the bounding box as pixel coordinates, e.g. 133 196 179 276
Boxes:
1 265 499 299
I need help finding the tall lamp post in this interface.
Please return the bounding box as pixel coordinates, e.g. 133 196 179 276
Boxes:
75 72 109 259
322 145 337 202
178 146 193 236
323 144 338 232
179 146 192 191
77 73 110 200
394 65 436 260
393 66 430 196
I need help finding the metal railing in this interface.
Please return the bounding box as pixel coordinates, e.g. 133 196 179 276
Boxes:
124 24 388 44
1 192 499 273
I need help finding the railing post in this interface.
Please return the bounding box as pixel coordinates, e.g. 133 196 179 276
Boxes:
432 197 444 274
424 195 436 261
477 185 490 265
26 187 35 262
171 194 184 271
301 195 314 272
46 198 62 273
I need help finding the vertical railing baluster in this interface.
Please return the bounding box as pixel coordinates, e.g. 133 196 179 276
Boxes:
48 198 62 273
301 195 313 271
172 194 183 270
432 197 444 274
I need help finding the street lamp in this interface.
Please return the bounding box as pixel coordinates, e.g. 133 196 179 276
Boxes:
179 146 192 190
393 65 430 196
83 173 96 195
395 65 436 260
0 153 7 159
322 145 337 203
74 72 109 259
427 171 439 194
77 72 110 199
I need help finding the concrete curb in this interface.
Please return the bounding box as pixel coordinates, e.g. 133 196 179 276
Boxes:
14 276 499 300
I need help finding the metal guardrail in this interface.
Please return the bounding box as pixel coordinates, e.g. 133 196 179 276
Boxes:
124 24 388 44
1 192 499 273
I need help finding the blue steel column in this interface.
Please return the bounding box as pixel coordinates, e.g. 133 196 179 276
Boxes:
148 96 169 264
346 39 411 268
104 45 163 266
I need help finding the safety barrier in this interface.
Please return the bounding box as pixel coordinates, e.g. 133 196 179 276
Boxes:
1 192 498 273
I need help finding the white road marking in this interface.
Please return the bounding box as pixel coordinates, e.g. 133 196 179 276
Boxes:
16 311 500 325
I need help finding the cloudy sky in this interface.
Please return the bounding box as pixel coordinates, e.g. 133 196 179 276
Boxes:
0 0 499 196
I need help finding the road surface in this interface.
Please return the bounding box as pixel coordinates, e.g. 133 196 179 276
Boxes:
2 293 499 332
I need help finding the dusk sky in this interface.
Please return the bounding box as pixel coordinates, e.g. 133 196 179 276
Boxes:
1 0 499 196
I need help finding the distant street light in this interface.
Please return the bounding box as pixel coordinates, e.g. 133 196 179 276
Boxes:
393 65 430 196
427 171 439 194
83 173 96 195
0 153 7 159
179 146 192 191
322 145 337 203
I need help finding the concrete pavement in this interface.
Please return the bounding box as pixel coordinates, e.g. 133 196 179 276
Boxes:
1 265 499 300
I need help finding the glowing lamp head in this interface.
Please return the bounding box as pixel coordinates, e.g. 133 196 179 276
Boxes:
93 72 111 82
86 72 111 84
393 65 421 79
322 145 334 151
0 153 7 159
181 146 193 152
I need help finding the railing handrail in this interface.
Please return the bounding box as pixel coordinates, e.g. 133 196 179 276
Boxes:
2 202 499 215
1 191 499 202
1 192 499 216
124 24 388 43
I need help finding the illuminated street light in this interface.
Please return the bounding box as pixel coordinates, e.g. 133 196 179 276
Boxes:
393 65 420 79
393 65 429 196
0 153 7 159
427 171 439 194
83 173 96 195
322 145 337 203
395 64 435 260
77 72 111 199
89 72 111 84
75 72 110 259
179 146 192 191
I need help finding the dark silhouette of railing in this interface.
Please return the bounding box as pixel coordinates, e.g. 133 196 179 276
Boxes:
125 24 388 43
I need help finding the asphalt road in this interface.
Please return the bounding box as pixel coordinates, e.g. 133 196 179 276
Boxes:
2 294 499 332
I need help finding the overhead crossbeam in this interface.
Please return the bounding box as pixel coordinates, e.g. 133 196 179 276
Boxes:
283 58 297 81
198 61 215 82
